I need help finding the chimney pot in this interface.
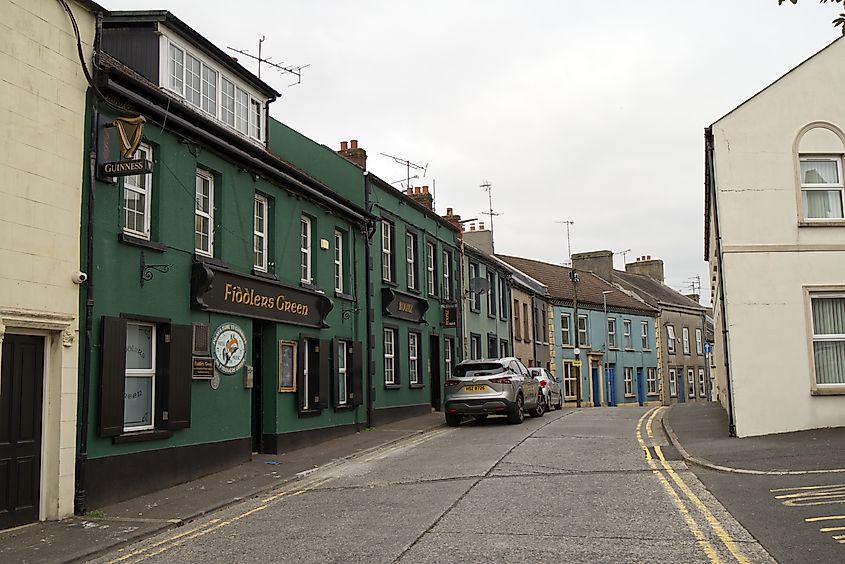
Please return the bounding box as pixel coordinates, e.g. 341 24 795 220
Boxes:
446 207 453 215
423 185 429 194
470 224 475 231
350 139 358 149
340 141 348 151
479 222 485 230
647 255 651 260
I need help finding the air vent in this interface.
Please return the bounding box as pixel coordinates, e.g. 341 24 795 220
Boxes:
192 323 210 355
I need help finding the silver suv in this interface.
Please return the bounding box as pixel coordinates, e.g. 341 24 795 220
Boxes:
443 357 542 427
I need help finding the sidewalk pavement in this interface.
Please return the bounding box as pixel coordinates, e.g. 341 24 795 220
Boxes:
0 411 446 564
663 402 845 474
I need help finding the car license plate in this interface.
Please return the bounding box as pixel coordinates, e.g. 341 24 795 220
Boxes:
464 385 487 392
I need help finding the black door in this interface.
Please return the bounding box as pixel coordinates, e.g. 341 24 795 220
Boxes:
429 335 441 411
0 335 44 530
251 325 263 453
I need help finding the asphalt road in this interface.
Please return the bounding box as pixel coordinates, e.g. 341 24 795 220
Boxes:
91 407 774 564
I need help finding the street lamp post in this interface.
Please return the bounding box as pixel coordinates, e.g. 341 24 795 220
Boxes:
602 290 613 407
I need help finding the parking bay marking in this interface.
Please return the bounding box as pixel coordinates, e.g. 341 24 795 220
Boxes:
770 485 845 546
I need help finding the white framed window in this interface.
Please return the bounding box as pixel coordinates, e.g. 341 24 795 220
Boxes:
382 220 393 282
523 303 531 343
221 78 235 127
513 300 521 339
687 368 695 398
624 367 634 397
800 157 844 220
124 322 156 431
253 195 268 271
201 64 217 115
667 325 676 354
168 43 184 93
185 52 202 107
682 327 690 355
669 368 677 398
406 232 417 290
409 333 420 385
623 320 632 349
499 277 508 320
563 361 578 400
384 329 395 385
578 315 589 346
561 313 571 346
194 170 213 256
426 242 436 297
647 367 657 395
123 143 152 239
470 334 482 360
488 271 498 317
235 87 249 135
470 263 481 311
334 230 344 294
444 337 453 378
641 321 649 350
698 368 706 398
250 99 262 140
810 294 845 386
300 216 312 284
607 318 617 349
695 328 703 355
499 339 508 357
337 341 348 406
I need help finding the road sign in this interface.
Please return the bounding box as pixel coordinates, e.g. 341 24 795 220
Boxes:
704 342 712 354
573 360 582 367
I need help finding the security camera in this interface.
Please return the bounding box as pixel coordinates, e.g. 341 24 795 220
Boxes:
72 271 88 284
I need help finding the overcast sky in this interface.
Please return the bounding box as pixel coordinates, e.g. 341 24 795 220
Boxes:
105 0 842 303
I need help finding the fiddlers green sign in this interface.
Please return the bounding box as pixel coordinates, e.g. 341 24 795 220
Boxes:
192 263 333 328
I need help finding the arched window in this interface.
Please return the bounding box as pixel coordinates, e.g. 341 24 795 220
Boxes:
797 124 845 221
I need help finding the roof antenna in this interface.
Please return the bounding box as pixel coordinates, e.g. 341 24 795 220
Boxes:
480 181 501 252
555 220 575 266
380 153 428 191
227 40 310 87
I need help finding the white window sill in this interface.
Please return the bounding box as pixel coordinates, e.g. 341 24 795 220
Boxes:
799 220 845 227
811 387 845 396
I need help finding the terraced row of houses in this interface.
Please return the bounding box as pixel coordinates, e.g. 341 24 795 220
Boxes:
1 1 710 529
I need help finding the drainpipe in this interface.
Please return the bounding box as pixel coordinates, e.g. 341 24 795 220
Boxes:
363 175 374 428
75 9 103 515
705 127 736 437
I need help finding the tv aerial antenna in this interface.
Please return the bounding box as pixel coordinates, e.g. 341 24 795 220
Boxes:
380 153 428 190
227 36 310 87
555 220 574 265
480 181 501 251
614 248 632 267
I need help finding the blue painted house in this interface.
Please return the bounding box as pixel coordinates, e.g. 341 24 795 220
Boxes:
499 256 659 407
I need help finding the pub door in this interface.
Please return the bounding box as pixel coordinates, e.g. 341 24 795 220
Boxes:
0 335 44 530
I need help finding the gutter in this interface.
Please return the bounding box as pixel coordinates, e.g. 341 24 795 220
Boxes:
705 127 736 437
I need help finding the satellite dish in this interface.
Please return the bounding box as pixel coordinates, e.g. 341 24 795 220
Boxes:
469 277 490 295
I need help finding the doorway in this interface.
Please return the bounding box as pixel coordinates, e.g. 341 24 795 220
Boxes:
590 363 601 407
605 364 616 407
636 367 645 406
251 324 264 453
0 335 44 529
429 335 441 411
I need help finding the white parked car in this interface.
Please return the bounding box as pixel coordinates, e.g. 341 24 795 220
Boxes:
528 367 563 411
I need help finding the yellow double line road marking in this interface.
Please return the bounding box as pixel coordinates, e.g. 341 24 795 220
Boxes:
636 407 748 563
108 477 333 563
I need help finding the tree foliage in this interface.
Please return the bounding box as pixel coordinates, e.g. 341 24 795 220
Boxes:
779 0 845 33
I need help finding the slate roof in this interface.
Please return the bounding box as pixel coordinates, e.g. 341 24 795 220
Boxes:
613 270 706 312
497 255 656 314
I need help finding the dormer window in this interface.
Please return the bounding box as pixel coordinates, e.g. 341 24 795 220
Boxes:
163 34 265 144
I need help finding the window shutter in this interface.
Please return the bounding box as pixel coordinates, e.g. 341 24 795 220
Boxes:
99 316 127 437
167 324 193 430
351 341 363 406
318 339 329 410
298 335 308 413
332 337 341 409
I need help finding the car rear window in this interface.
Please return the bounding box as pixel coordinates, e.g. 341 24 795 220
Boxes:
529 368 543 377
454 362 505 378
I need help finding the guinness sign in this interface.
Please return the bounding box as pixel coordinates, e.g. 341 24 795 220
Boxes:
97 114 152 179
99 158 153 177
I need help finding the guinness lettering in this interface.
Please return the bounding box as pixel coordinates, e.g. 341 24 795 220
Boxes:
99 159 153 177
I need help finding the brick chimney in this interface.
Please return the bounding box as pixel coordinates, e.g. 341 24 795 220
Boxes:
625 255 665 283
443 207 462 232
337 139 367 170
571 250 614 281
406 185 434 210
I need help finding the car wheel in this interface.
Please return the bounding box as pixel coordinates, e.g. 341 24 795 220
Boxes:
445 413 462 427
555 393 563 410
529 393 545 417
507 394 525 424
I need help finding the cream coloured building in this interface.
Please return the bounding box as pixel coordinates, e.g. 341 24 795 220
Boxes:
0 0 98 526
706 36 845 437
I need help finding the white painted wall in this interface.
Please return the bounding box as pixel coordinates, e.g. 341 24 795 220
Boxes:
0 0 95 519
710 36 845 436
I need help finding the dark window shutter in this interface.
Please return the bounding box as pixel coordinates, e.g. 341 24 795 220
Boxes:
298 335 308 413
351 341 363 406
318 339 329 410
167 324 193 430
99 316 127 437
332 337 341 409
